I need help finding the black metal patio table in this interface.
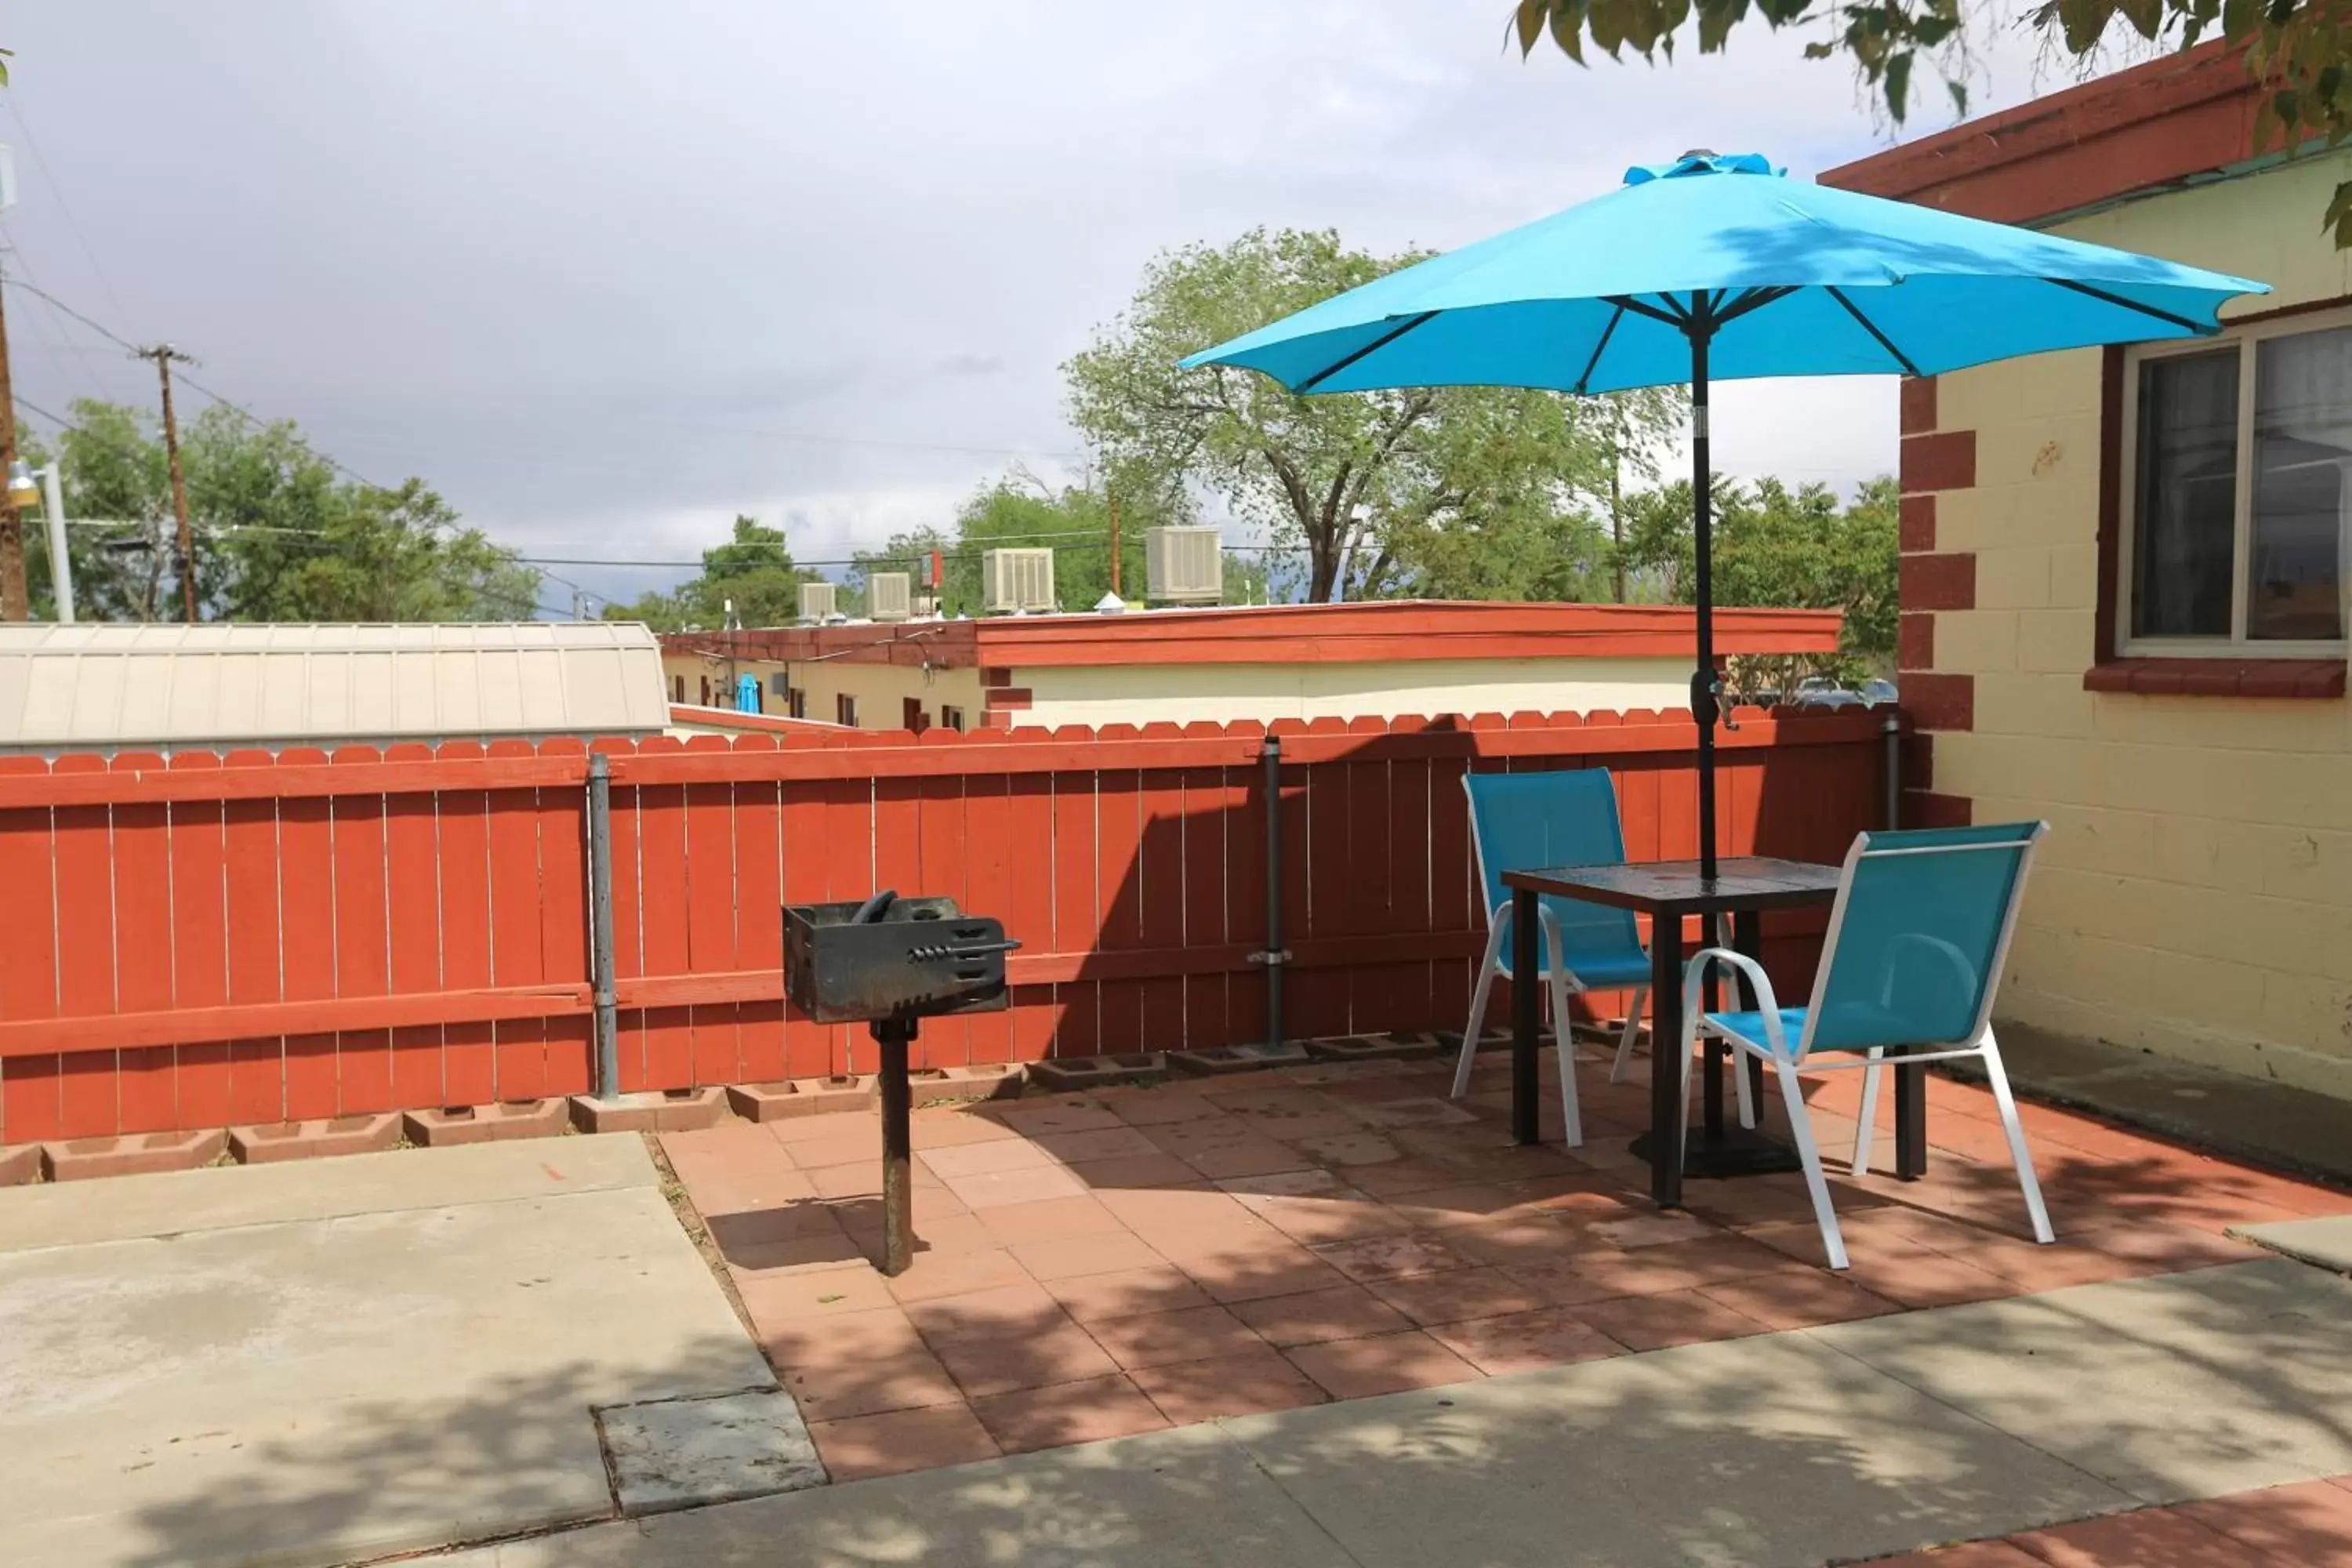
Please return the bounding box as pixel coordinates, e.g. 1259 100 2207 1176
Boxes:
1501 857 1927 1207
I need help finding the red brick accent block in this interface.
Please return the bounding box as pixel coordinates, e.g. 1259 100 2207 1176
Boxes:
1900 375 1938 435
1900 429 1976 493
230 1112 402 1165
1167 1040 1316 1076
1900 552 1977 612
1903 672 1976 731
568 1085 731 1134
980 668 1014 688
1305 1032 1444 1064
1899 613 1936 672
43 1128 227 1181
726 1080 817 1122
789 1074 880 1115
403 1098 570 1146
983 688 1032 710
1899 494 1936 552
2083 658 2347 699
0 1144 41 1186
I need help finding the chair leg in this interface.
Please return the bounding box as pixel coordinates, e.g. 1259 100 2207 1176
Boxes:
1731 1042 1757 1131
1852 1048 1885 1177
1978 1027 2056 1245
1774 1058 1849 1270
1541 920 1584 1148
1450 918 1511 1100
1609 985 1648 1083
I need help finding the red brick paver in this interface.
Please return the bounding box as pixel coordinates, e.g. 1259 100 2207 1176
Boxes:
661 1047 2352 1489
1862 1474 2352 1565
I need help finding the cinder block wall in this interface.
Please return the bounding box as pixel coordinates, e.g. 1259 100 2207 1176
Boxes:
1904 154 2352 1100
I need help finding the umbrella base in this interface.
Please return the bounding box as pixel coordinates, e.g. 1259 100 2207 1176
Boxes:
1629 1124 1804 1181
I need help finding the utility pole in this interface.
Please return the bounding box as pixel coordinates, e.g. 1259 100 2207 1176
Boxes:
139 344 198 622
1609 405 1627 604
1107 486 1122 598
0 270 26 621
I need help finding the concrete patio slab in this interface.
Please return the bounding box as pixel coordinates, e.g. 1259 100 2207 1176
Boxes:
601 1390 825 1515
423 1422 1361 1568
1214 1328 2130 1568
0 1131 655 1254
0 1134 773 1568
1812 1258 2352 1504
2233 1214 2352 1275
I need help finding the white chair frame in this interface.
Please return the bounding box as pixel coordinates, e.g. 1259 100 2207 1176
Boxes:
1444 778 1653 1147
1675 827 2055 1271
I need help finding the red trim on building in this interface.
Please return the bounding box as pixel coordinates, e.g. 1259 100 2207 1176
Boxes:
1900 430 1977 494
1898 614 1936 672
2082 659 2346 699
1900 672 1976 732
984 688 1033 710
1899 495 1937 553
1900 376 1938 435
1819 42 2263 223
1901 554 1978 612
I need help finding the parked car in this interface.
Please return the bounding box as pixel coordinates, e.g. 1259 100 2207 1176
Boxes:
1790 675 1866 710
1860 678 1899 708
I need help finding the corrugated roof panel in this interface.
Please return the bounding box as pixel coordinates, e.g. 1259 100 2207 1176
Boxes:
0 622 670 753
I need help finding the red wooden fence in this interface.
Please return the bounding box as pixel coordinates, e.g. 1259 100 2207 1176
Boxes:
0 709 1884 1143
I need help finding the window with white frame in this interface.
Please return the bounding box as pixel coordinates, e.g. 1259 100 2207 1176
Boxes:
2125 313 2352 652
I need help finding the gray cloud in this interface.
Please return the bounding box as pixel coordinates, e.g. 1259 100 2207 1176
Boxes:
0 2 2061 610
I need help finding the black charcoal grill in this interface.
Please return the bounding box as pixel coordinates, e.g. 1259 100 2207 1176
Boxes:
782 892 1016 1274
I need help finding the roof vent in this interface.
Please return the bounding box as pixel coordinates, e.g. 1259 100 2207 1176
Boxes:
1146 526 1221 604
982 548 1056 614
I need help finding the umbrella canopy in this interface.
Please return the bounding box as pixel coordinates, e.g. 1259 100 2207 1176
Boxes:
1181 151 2270 879
1181 152 2266 395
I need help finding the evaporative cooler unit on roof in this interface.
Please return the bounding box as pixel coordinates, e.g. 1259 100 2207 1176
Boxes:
798 581 838 622
982 548 1056 613
867 572 913 622
1146 526 1221 604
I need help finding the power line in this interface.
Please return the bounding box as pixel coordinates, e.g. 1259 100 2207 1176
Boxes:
2 96 129 321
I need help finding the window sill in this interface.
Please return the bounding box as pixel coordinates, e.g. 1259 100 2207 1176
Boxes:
2083 658 2347 699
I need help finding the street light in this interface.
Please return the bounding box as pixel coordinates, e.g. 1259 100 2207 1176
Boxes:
8 458 74 624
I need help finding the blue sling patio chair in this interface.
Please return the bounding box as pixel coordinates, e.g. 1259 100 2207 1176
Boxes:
1450 769 1667 1146
1675 822 2056 1271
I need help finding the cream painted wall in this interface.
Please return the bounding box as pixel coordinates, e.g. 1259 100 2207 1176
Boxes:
662 652 985 731
1930 151 2352 1098
1007 656 1696 727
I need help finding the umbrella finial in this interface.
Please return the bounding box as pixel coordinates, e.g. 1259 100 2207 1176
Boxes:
1681 147 1718 160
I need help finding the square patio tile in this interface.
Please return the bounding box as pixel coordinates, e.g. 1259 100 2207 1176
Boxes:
1570 1233 1810 1296
1567 1287 1772 1352
1695 1266 1904 1331
1242 1192 1412 1247
1036 1127 1163 1164
757 1304 924 1367
1041 1264 1212 1323
902 1280 1068 1346
1229 1283 1413 1348
1291 1130 1406 1167
777 1345 964 1422
806 1403 1000 1483
881 1247 1033 1305
1441 1214 1585 1270
996 1101 1126 1137
1177 1138 1316 1181
1162 1238 1351 1305
1366 1265 1546 1327
1129 1345 1330 1424
2007 1508 2246 1566
1012 1230 1169 1282
1106 1091 1227 1127
938 1163 1091 1209
599 1389 823 1513
838 1212 1000 1265
2180 1478 2352 1563
1427 1305 1627 1375
1343 1156 1487 1197
1283 1330 1480 1400
1087 1303 1263 1370
918 1139 1056 1180
1311 1232 1479 1283
735 1264 897 1323
973 1193 1126 1246
935 1318 1122 1398
969 1373 1171 1454
1057 1151 1203 1190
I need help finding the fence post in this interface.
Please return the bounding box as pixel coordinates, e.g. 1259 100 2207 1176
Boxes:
1882 711 1903 831
587 750 620 1099
1260 733 1287 1050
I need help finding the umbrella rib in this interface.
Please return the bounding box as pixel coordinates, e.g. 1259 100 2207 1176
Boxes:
1825 286 1923 377
1297 310 1441 392
1715 285 1797 325
1573 303 1626 395
1606 295 1685 328
2043 278 2212 334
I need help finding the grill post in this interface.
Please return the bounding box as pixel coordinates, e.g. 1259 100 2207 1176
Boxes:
873 1018 916 1276
1262 732 1286 1051
587 751 620 1100
1882 710 1902 830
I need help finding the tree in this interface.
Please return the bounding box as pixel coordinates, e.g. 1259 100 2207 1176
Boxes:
604 515 818 630
1065 228 1685 602
1508 0 2352 245
1617 473 1899 686
21 398 538 622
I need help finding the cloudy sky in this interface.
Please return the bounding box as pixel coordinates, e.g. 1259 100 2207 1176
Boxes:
2 3 2079 612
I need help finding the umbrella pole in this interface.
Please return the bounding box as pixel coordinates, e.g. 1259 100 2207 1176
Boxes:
1689 321 1718 882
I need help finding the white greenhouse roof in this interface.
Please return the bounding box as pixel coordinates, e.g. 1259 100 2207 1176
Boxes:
0 622 670 753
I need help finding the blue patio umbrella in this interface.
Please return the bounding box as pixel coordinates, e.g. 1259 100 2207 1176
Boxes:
1182 151 2267 877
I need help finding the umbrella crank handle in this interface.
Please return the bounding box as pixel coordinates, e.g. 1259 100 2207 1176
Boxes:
1717 674 1738 732
1691 670 1737 733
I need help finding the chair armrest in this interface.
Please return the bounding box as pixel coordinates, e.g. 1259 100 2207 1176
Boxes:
1680 947 1790 1056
